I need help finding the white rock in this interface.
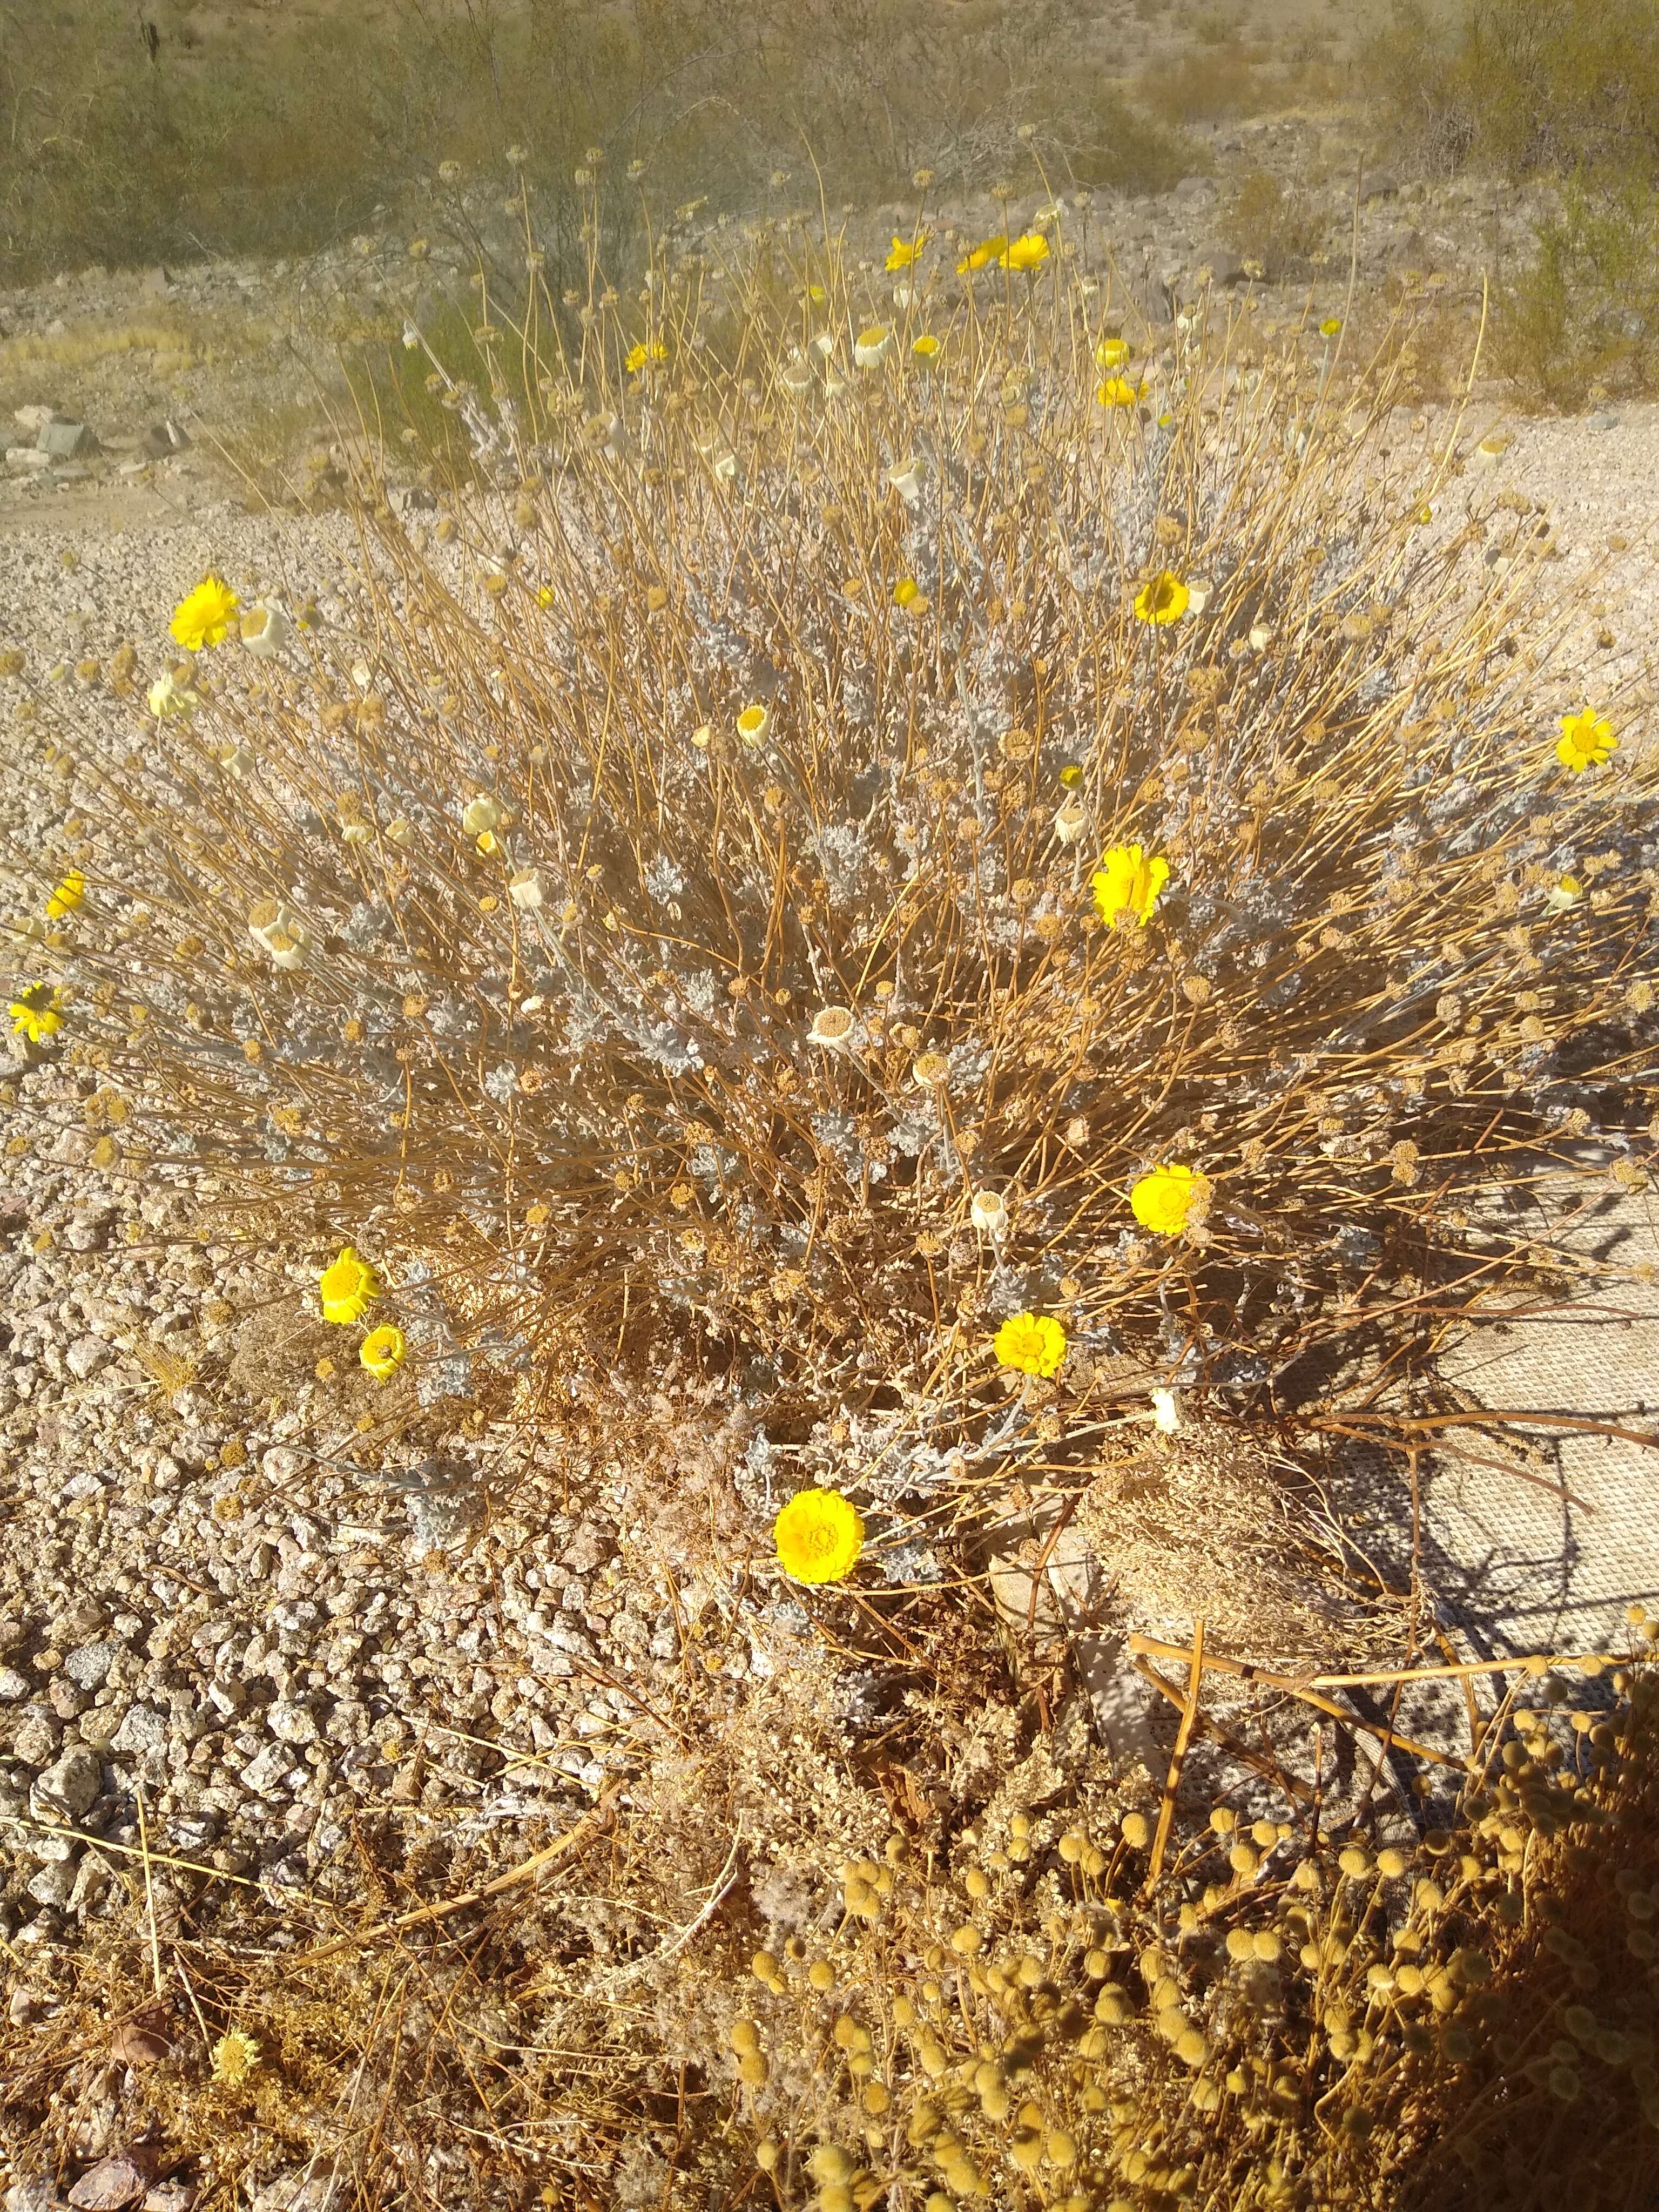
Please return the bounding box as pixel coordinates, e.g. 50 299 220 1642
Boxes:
65 1334 110 1380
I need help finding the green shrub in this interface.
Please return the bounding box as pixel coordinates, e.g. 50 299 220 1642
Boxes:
1221 169 1328 279
1363 0 1659 181
1493 174 1659 406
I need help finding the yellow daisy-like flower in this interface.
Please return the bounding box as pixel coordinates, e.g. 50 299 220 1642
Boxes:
1546 874 1584 913
1134 571 1191 625
210 2029 261 2087
885 232 928 269
1318 316 1343 338
994 1311 1068 1378
807 284 828 304
736 703 770 745
1130 1164 1206 1237
1556 709 1617 773
169 576 241 651
853 325 892 368
319 1246 380 1326
1001 232 1050 271
1095 375 1142 408
912 333 941 359
1091 844 1169 927
8 983 62 1043
957 235 1008 273
45 869 85 919
624 340 666 373
773 1487 865 1585
360 1324 407 1379
894 576 923 609
1094 336 1130 369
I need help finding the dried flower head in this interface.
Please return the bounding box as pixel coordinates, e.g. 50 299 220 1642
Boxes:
210 2028 261 2086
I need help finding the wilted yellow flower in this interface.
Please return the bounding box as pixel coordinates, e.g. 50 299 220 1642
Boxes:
774 1487 865 1584
624 340 666 373
1001 232 1050 271
736 703 770 745
1546 874 1584 913
1556 709 1616 773
807 283 827 304
8 983 62 1043
239 602 291 658
147 666 200 720
1130 1164 1206 1237
169 576 240 651
853 325 892 368
1134 571 1190 625
957 235 1008 273
45 869 84 919
885 232 928 269
508 866 544 910
994 1311 1068 1378
462 793 500 837
912 333 941 359
360 1325 407 1379
319 1246 380 1325
1094 336 1130 369
1095 375 1142 408
210 2029 261 2086
1092 843 1169 927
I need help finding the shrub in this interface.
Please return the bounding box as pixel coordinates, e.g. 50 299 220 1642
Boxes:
1492 174 1659 407
1220 169 1329 280
8 189 1656 1488
1363 0 1659 182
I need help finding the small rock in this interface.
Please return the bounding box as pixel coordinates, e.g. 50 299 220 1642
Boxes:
111 2013 173 2069
240 1743 295 1797
5 448 53 472
65 1334 111 1380
5 2178 58 2212
143 2188 197 2212
1584 408 1620 433
67 2149 157 2211
13 404 60 433
1192 243 1246 286
140 420 189 461
109 1704 168 1758
14 1709 60 1766
1362 168 1399 200
30 1745 101 1822
36 419 97 460
63 1641 118 1690
26 1860 77 1908
0 1667 31 1702
267 1701 318 1746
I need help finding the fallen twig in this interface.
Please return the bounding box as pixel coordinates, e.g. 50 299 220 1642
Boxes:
1144 1620 1204 1892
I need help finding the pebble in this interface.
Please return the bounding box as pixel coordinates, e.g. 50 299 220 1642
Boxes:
29 1744 101 1821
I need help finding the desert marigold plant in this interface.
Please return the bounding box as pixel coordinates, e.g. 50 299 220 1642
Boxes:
10 200 1658 1508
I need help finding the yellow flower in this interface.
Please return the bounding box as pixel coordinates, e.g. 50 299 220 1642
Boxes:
169 576 240 651
1095 375 1142 408
912 333 941 359
1134 571 1191 625
994 1311 1068 1378
360 1324 407 1379
624 340 666 373
854 325 892 368
1001 232 1050 271
1094 336 1130 369
1546 874 1584 913
736 703 770 745
45 869 84 919
1058 763 1083 788
885 232 928 269
1091 844 1169 927
319 1246 380 1325
1319 316 1343 339
957 235 1008 273
1556 709 1616 773
8 983 62 1043
774 1487 865 1584
210 2029 261 2087
894 576 924 609
807 283 827 304
1130 1164 1207 1237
